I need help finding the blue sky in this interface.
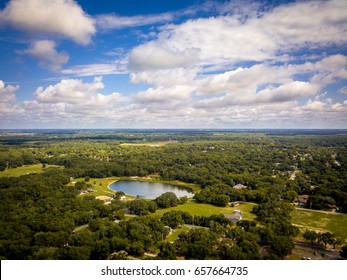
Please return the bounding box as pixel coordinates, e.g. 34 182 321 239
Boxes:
0 0 346 129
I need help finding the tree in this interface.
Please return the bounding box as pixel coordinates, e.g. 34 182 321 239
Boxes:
161 211 183 229
303 230 318 245
158 242 176 260
282 190 298 202
155 192 179 208
318 232 335 248
213 194 230 207
269 235 295 258
126 199 156 215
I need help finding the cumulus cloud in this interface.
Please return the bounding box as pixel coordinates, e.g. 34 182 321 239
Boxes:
129 43 200 70
339 87 347 95
128 0 347 70
0 80 19 116
19 40 69 72
0 0 95 45
256 82 319 103
130 68 199 87
34 76 111 104
135 85 193 104
1 1 346 129
0 77 127 127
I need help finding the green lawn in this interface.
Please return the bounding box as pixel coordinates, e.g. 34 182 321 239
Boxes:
291 209 347 243
154 201 347 243
154 200 256 220
0 164 63 177
166 226 190 242
73 177 119 197
119 141 175 147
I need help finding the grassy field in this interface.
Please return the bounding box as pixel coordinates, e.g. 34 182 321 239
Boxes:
120 141 175 147
291 209 347 243
75 177 119 197
0 164 63 177
166 226 190 242
154 200 256 220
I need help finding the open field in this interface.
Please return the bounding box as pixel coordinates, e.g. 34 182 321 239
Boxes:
154 200 256 220
0 164 63 178
166 226 190 242
120 141 176 147
291 209 347 243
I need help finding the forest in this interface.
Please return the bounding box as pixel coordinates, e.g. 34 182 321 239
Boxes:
0 129 346 260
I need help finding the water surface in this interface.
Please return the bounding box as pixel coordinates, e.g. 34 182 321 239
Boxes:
109 180 194 199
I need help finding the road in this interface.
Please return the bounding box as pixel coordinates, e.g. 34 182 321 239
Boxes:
293 242 340 260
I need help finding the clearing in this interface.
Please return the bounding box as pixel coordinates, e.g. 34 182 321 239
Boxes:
0 163 63 178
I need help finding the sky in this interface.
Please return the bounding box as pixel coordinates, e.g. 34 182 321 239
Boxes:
0 0 346 129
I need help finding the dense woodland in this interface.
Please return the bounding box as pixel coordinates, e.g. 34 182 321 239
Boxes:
0 130 346 260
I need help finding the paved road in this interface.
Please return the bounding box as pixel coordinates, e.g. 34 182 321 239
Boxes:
293 242 340 260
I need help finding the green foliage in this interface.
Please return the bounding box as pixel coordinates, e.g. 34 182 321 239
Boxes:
303 230 319 245
161 211 184 228
126 199 158 215
158 242 176 260
0 131 346 260
155 192 179 208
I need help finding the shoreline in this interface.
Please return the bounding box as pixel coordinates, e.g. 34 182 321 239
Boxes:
106 176 197 198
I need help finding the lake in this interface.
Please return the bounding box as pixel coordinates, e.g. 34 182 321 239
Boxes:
109 180 194 199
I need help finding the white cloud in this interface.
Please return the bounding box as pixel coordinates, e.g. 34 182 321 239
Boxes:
19 40 69 72
96 13 173 30
129 42 200 70
34 76 109 104
62 62 128 77
134 85 193 104
339 87 347 95
1 77 127 127
0 80 19 116
130 68 199 87
0 0 95 45
1 1 347 129
256 82 319 103
128 0 347 70
0 80 19 103
260 0 347 49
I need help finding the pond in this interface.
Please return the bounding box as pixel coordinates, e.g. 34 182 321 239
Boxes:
109 180 194 199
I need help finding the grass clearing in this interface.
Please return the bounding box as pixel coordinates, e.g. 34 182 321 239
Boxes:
166 226 190 242
291 209 347 243
154 200 256 220
0 164 63 177
120 141 175 147
82 177 119 197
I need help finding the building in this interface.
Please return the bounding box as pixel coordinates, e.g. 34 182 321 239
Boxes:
232 183 247 190
224 210 242 224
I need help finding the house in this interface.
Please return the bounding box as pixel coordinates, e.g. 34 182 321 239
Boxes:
298 195 309 207
233 183 247 190
224 210 242 224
